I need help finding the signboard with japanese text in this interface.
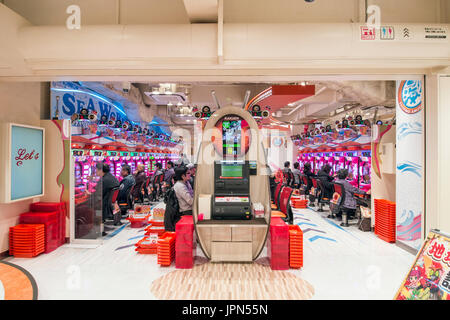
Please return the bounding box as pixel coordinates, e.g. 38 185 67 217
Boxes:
395 230 450 300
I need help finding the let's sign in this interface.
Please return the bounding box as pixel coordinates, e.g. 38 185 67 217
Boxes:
0 123 45 202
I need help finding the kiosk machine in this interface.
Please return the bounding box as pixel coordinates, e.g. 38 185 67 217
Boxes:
193 107 271 262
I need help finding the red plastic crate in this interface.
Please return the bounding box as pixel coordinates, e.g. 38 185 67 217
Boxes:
30 202 67 246
157 232 176 266
267 218 289 270
9 224 45 258
135 235 159 254
19 212 60 253
374 199 396 243
175 215 195 269
145 220 166 235
289 225 303 269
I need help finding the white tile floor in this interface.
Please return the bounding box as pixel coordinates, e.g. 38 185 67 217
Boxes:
5 205 416 300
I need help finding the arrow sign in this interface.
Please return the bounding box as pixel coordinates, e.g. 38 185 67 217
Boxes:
403 28 410 38
302 228 326 234
297 222 318 228
308 235 337 243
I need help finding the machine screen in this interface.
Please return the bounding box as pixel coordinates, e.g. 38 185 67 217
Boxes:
222 120 242 157
221 164 243 178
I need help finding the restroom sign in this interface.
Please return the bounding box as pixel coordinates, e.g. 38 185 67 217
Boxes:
380 26 395 40
360 26 376 40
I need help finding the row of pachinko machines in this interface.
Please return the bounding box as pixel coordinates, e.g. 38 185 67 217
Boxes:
72 144 179 195
297 147 371 192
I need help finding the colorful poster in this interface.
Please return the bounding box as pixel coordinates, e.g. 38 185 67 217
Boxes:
396 80 424 251
395 230 450 300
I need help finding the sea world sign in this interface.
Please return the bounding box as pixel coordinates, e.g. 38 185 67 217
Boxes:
51 89 129 123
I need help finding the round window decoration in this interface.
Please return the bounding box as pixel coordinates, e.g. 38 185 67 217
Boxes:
272 137 283 147
398 80 423 114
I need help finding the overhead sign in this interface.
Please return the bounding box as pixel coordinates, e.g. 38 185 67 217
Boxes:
395 230 450 300
51 82 130 124
358 25 448 42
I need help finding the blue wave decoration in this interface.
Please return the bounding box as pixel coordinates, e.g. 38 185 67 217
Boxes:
397 161 422 178
397 122 422 141
398 209 415 226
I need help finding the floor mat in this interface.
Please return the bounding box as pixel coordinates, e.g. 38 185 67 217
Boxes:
0 261 38 300
150 262 314 300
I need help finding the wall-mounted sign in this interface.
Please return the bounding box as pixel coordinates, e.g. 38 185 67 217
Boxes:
398 80 423 114
0 123 45 203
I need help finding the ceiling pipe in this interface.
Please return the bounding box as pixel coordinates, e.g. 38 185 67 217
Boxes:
211 90 221 109
242 90 251 109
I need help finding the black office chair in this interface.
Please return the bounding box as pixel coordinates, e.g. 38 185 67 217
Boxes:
332 182 357 227
118 183 135 217
316 179 331 212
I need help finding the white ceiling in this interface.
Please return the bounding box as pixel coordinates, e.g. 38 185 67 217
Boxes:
3 0 449 25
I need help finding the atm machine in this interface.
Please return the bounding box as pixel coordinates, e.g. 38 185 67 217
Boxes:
194 108 271 263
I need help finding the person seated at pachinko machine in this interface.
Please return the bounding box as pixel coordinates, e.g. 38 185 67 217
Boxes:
117 165 135 221
359 174 371 192
282 161 294 186
335 169 370 227
316 164 334 200
292 162 302 189
302 162 316 195
346 171 359 188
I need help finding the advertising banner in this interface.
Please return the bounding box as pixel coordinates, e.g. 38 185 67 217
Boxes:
396 80 424 251
395 230 450 300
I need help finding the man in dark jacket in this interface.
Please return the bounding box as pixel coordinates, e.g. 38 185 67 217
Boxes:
317 164 334 200
94 162 119 226
282 161 294 186
117 165 135 221
118 165 135 203
303 162 315 195
132 164 147 202
164 161 175 187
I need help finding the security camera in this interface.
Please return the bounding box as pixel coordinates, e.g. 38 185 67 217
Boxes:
122 82 131 93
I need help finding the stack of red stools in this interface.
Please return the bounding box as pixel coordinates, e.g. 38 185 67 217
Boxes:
135 235 159 254
267 217 289 270
145 220 165 236
288 225 303 269
374 199 396 243
291 199 308 209
29 202 66 246
9 224 45 258
19 210 60 253
157 232 176 267
175 215 195 269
